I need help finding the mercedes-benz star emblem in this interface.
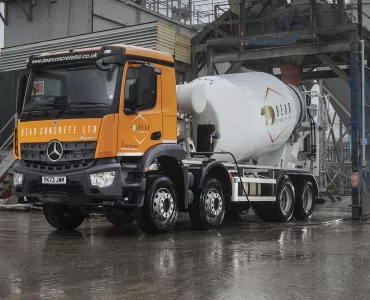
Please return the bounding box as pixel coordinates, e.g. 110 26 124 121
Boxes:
47 140 63 162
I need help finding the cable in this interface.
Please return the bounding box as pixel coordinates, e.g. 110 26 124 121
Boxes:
222 150 277 228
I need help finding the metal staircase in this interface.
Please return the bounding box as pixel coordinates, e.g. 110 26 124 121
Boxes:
0 114 17 199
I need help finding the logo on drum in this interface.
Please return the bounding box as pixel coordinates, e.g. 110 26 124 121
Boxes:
261 105 276 125
262 87 290 143
47 140 63 162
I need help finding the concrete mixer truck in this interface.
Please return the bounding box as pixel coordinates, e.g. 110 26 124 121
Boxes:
12 44 318 234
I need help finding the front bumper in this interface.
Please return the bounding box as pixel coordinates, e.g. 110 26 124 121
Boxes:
12 158 145 206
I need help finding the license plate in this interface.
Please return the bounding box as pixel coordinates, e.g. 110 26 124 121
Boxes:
42 176 67 184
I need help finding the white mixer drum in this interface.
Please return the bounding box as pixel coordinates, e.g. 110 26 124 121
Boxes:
190 72 304 162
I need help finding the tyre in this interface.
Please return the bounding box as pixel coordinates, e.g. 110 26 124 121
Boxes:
253 178 295 222
43 204 86 230
105 211 136 226
189 178 225 230
136 176 178 234
293 180 316 220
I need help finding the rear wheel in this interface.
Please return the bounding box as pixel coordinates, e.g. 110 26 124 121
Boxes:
294 180 316 220
105 211 135 226
43 204 85 230
189 178 225 230
253 178 295 222
136 176 178 234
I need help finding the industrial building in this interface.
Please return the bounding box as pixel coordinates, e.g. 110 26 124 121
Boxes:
0 0 370 298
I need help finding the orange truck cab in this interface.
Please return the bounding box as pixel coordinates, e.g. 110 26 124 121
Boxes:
12 44 197 234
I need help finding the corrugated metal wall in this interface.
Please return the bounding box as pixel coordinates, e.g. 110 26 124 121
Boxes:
0 70 21 145
0 22 191 72
0 22 160 72
175 34 191 64
156 22 191 64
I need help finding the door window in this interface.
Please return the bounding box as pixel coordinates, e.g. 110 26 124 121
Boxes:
124 67 157 111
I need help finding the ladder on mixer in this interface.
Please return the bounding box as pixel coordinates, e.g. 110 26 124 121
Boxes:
0 114 17 198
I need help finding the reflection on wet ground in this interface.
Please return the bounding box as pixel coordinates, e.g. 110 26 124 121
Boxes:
0 197 368 300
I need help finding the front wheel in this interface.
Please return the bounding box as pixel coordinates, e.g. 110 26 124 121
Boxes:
189 178 225 230
43 204 85 230
136 176 178 234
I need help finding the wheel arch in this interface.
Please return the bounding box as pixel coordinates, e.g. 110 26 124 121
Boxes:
138 144 187 211
138 144 186 172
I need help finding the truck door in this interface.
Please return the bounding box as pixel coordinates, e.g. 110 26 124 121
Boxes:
117 63 163 156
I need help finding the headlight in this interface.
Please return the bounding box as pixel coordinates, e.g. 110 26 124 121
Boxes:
13 173 23 186
90 171 115 188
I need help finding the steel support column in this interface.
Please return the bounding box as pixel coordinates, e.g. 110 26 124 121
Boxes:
339 119 344 195
206 46 213 76
350 32 362 219
213 64 219 75
318 80 327 191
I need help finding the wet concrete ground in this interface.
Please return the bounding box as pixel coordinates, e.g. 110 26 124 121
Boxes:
0 198 369 300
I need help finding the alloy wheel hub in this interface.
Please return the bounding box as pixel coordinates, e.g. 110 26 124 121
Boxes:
153 188 174 222
205 189 222 218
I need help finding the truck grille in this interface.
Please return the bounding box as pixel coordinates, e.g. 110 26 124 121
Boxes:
21 141 96 173
27 181 84 194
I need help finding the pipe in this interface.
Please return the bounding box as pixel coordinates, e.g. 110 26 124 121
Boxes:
359 0 363 38
361 40 366 167
318 79 326 190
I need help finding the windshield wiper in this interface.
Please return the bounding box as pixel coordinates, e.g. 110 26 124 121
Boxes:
55 102 107 119
23 103 58 121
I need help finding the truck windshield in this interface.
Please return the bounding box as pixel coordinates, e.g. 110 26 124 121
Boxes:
23 64 119 111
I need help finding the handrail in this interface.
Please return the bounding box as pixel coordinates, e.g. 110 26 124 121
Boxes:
0 113 16 159
0 113 16 137
0 132 14 158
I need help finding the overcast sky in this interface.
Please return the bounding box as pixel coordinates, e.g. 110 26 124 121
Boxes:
0 3 3 49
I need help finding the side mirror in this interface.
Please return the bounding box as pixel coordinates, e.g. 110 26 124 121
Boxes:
137 64 156 109
16 75 28 114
